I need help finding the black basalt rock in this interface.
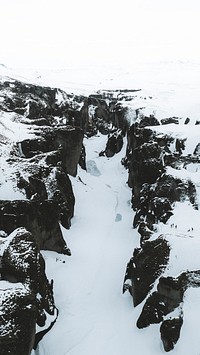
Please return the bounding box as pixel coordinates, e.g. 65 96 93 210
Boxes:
124 236 170 307
0 227 56 354
26 176 48 200
105 131 124 157
18 126 84 177
139 114 160 127
52 168 75 229
137 292 168 328
0 285 37 355
0 200 69 254
137 276 184 329
160 317 183 352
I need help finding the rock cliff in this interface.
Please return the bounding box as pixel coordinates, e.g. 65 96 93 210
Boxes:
0 77 131 353
123 114 200 351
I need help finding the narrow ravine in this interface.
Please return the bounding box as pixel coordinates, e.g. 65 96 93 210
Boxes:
35 134 141 355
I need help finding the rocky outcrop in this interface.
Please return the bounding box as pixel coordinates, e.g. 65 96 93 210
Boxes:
18 125 84 177
0 200 71 255
0 78 90 353
136 270 200 351
3 75 200 353
104 131 124 157
0 282 37 355
0 78 139 353
160 317 183 352
137 276 184 329
123 237 170 306
99 130 124 157
0 228 56 355
123 114 200 351
133 174 197 229
125 124 166 207
51 168 75 229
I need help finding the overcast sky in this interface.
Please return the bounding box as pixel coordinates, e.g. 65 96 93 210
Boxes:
1 0 200 69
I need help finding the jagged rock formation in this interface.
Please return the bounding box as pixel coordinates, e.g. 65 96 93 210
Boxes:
0 228 56 355
123 236 170 306
123 114 200 351
0 200 70 254
18 125 83 177
0 79 86 353
2 75 200 353
0 77 132 353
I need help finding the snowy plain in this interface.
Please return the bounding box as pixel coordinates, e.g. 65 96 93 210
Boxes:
1 61 200 354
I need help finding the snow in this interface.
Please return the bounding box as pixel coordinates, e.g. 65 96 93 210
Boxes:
35 128 200 354
0 227 29 256
1 60 200 354
151 123 200 155
33 136 141 355
32 130 200 355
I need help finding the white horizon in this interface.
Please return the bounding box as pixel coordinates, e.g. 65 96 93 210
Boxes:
1 0 200 70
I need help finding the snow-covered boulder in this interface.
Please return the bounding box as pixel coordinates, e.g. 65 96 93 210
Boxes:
0 227 56 355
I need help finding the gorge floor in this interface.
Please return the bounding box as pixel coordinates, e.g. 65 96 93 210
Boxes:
33 134 145 355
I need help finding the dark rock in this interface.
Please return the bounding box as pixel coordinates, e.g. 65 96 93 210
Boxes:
0 200 69 254
25 176 48 200
175 138 186 154
79 144 87 170
34 308 59 350
137 276 184 329
124 236 170 306
51 168 75 229
155 174 197 207
53 126 84 176
99 150 105 157
137 292 168 328
111 103 129 133
0 79 57 119
184 117 190 124
133 174 197 229
139 115 160 127
123 110 200 350
105 131 124 157
28 118 51 126
137 221 153 244
161 117 179 125
131 141 164 207
0 227 56 354
157 276 184 309
0 284 37 355
160 317 183 352
136 269 200 349
18 137 48 158
193 142 200 155
18 126 84 176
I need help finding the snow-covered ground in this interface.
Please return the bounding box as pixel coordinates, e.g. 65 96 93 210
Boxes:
1 60 200 122
1 60 200 354
35 135 141 355
30 132 200 355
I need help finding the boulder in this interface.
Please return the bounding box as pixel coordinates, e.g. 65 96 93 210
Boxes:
105 131 124 157
0 227 56 354
123 237 170 306
160 317 183 352
0 283 37 355
137 276 184 329
161 117 179 125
